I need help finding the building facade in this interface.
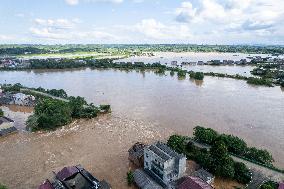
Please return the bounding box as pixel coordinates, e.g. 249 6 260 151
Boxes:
144 142 186 186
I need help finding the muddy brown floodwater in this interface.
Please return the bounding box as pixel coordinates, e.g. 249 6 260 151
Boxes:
0 66 283 189
0 114 173 189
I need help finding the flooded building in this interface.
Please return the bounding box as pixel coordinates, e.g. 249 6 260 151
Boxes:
128 142 146 168
144 141 187 186
0 117 17 137
38 165 111 189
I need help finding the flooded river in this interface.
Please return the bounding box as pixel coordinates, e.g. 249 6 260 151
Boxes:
0 67 283 188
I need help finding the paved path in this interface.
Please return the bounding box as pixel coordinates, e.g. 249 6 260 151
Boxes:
20 88 69 102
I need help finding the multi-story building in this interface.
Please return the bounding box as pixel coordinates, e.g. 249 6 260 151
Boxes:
144 141 186 186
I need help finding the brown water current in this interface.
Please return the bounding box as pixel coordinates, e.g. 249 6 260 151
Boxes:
0 68 283 188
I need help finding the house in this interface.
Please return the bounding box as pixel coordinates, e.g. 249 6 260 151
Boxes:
133 169 163 189
144 141 186 186
129 142 146 167
192 169 214 185
38 165 111 189
12 93 35 106
171 61 178 66
175 176 213 189
0 117 17 137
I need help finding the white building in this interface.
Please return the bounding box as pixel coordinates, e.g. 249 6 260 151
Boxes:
12 93 35 106
144 142 186 186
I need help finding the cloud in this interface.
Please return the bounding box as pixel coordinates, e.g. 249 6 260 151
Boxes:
30 18 117 42
173 0 284 43
139 19 192 40
0 34 14 40
34 18 79 29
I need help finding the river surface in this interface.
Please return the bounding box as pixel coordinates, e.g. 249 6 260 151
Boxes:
115 52 284 77
0 67 284 188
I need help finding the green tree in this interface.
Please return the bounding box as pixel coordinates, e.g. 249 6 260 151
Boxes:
193 126 218 145
233 162 251 184
0 183 7 189
167 135 186 154
210 140 235 178
0 108 4 117
126 171 134 186
34 99 72 130
218 134 247 155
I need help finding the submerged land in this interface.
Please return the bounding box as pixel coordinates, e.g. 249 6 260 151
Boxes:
0 44 284 189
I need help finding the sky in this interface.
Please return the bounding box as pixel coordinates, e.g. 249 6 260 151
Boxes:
0 0 284 45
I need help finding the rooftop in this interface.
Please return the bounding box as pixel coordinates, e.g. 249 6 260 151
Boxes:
147 141 185 162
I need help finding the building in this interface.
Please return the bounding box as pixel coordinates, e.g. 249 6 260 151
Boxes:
0 117 17 137
38 165 111 189
192 169 214 185
144 142 186 186
129 142 146 167
12 93 35 106
133 169 163 189
175 176 213 189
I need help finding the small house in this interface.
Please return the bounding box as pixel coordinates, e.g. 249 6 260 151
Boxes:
0 117 17 137
175 176 213 189
128 142 146 167
192 168 214 184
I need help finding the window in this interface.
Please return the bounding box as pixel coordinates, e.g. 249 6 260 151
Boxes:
146 153 149 158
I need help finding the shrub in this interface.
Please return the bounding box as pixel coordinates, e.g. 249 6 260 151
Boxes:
193 126 218 145
126 171 134 186
0 108 4 117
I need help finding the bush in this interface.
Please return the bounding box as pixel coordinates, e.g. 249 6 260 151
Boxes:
167 135 186 154
193 126 218 145
33 99 72 130
190 72 204 80
177 70 186 78
233 162 252 184
99 105 111 113
247 77 273 87
0 108 4 117
260 181 279 189
126 171 134 186
0 183 7 189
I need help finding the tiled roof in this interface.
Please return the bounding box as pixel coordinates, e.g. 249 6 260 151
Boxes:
177 176 213 189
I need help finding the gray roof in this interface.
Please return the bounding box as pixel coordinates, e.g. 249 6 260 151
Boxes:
147 142 185 162
192 169 214 183
133 169 163 189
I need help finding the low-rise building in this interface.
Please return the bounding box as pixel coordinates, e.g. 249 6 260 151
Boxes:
0 117 17 137
129 142 146 168
192 169 214 185
174 176 213 189
38 165 111 189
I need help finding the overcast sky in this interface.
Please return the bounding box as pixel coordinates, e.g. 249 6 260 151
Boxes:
0 0 284 44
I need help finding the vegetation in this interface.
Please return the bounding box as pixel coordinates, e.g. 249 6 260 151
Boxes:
193 126 274 165
247 77 273 87
190 72 204 80
260 181 279 189
0 183 7 189
0 108 4 117
33 87 68 98
1 83 22 92
167 135 252 184
23 87 111 131
1 44 284 56
126 171 134 186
